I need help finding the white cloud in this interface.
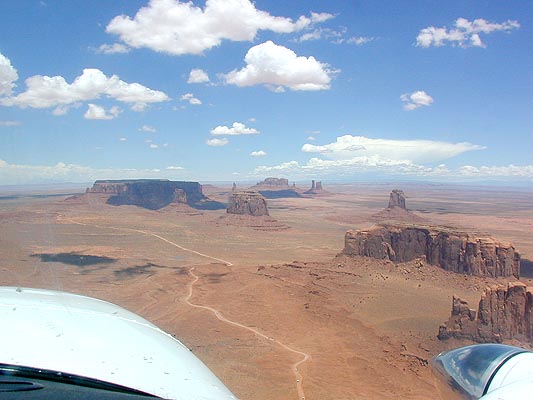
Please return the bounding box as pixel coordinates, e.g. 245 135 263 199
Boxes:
188 68 210 83
149 143 158 149
416 17 520 48
139 125 156 133
180 92 202 105
166 165 184 170
253 157 533 181
84 104 122 120
400 90 434 110
0 52 18 96
250 150 266 157
96 43 131 54
106 0 333 56
224 41 334 91
0 158 175 184
206 137 229 146
119 137 127 141
0 120 21 126
307 136 316 141
1 68 169 112
301 135 484 164
210 122 259 136
347 36 376 45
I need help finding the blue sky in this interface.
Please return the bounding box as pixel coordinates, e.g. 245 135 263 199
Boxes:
0 0 531 184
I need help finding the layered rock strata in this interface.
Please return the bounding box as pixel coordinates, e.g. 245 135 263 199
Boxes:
388 189 406 209
227 191 269 216
86 179 222 210
438 282 533 343
304 180 327 195
343 225 520 278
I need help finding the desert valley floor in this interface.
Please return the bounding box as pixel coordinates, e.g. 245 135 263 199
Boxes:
1 182 533 399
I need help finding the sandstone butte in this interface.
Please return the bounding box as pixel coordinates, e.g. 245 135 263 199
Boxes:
388 189 407 209
439 282 533 344
227 191 269 217
86 179 223 210
343 224 520 278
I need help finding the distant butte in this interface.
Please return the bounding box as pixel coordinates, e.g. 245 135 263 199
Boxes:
249 177 302 199
227 191 269 217
85 179 225 210
303 180 330 196
372 189 427 223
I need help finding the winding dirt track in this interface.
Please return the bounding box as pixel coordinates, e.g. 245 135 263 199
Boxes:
59 217 310 399
184 267 310 400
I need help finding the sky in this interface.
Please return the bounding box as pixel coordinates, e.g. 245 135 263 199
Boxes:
0 0 531 185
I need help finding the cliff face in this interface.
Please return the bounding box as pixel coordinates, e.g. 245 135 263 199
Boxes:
438 282 533 343
87 180 223 210
227 191 269 216
388 189 406 209
343 225 520 278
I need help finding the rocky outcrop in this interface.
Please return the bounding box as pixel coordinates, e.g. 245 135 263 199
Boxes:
227 191 269 216
388 189 406 209
343 225 520 278
249 177 302 199
304 180 328 196
438 282 533 343
86 179 224 210
252 177 289 188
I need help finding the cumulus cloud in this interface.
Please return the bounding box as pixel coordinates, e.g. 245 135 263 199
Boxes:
206 137 229 146
84 104 122 120
180 93 202 105
188 68 210 83
250 150 266 157
416 17 520 48
255 157 533 181
210 122 259 136
0 158 180 185
1 68 169 112
224 41 333 91
301 135 484 164
0 52 18 96
139 125 156 133
149 143 158 149
105 0 333 56
400 90 434 110
96 43 131 54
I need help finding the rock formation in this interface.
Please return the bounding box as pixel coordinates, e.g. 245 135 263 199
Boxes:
86 179 224 210
249 177 302 199
388 189 406 209
304 180 328 196
227 191 269 216
438 282 533 343
343 224 520 278
251 177 290 189
372 190 427 223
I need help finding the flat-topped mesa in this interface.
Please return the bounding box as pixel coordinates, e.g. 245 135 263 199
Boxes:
343 224 520 278
438 283 533 344
249 177 301 199
86 179 223 210
227 191 269 217
388 189 406 210
256 177 289 187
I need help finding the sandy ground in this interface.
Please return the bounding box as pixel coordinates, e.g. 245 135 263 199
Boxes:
1 183 532 399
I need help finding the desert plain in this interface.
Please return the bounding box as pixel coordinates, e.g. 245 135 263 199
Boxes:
1 182 533 399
